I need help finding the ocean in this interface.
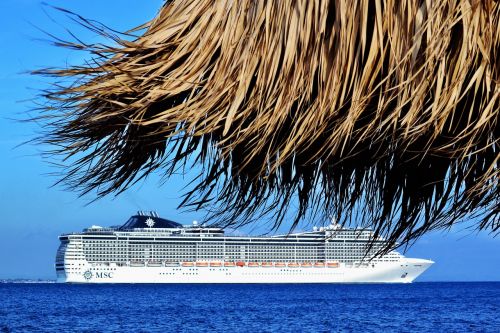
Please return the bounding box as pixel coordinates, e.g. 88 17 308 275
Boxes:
0 282 498 332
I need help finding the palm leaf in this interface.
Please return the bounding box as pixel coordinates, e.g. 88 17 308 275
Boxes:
35 0 499 251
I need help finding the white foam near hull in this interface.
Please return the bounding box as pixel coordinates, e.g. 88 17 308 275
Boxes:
58 258 433 284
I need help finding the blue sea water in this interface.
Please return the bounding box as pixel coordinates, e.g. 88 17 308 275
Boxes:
0 282 499 332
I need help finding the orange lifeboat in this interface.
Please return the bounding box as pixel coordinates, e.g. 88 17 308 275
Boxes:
182 262 194 267
248 262 260 267
301 262 312 268
314 262 325 268
288 263 300 268
210 262 222 267
196 262 208 267
261 262 273 268
327 262 339 268
274 262 286 267
224 262 235 267
236 261 246 267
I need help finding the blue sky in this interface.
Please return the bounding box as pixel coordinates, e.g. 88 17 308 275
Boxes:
0 0 498 281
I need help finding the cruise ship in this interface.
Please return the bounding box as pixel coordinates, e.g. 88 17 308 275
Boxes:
55 212 433 283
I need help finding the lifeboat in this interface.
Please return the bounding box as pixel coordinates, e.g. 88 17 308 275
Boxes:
182 262 194 267
288 263 300 268
274 262 286 267
196 262 208 267
261 262 273 268
327 262 339 268
224 262 235 267
130 261 145 267
314 262 325 268
164 262 180 267
301 262 312 268
236 261 246 267
147 261 162 267
248 262 260 267
210 262 222 267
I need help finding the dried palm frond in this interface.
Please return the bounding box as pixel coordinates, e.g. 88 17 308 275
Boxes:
35 0 499 250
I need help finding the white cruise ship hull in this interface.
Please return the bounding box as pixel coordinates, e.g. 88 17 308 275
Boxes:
56 212 435 283
58 258 433 284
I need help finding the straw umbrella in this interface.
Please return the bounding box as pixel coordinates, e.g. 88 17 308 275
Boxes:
36 0 499 249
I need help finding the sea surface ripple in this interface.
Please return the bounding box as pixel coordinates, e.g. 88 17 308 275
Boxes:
0 282 499 332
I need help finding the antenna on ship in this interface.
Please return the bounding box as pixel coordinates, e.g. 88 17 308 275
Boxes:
329 215 340 230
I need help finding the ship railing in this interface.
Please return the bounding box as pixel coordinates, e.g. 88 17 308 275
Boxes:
83 228 117 232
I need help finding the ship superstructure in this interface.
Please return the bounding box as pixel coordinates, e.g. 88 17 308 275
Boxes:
56 212 433 283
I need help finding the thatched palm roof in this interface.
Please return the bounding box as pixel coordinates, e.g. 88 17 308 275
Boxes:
37 0 499 249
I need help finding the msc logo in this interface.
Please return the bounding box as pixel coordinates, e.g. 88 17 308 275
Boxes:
95 272 114 278
83 270 113 280
83 270 93 281
145 217 155 227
